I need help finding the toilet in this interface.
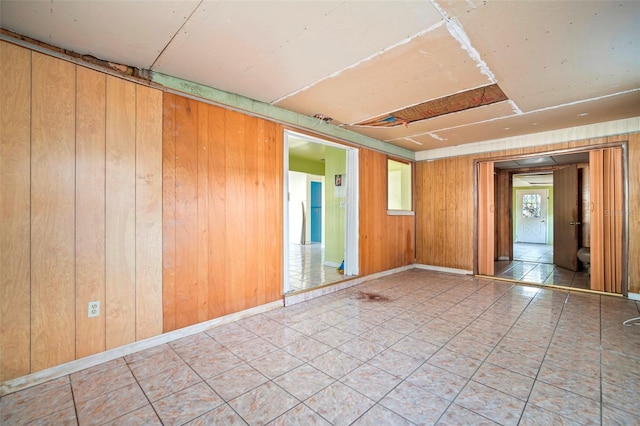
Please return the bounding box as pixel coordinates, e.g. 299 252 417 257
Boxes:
577 247 590 275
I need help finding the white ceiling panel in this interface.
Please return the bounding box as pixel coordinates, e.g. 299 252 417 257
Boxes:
154 0 443 104
275 24 494 125
0 0 198 68
450 0 640 112
1 0 637 153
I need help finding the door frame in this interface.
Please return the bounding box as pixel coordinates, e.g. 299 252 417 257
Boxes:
474 142 629 295
283 130 359 294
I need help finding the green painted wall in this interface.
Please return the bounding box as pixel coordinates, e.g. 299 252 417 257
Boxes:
513 186 554 244
324 147 346 265
289 155 325 176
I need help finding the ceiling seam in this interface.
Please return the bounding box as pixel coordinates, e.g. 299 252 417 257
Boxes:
149 0 205 70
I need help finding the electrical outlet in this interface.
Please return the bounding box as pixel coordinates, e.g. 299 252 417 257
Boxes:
88 301 100 318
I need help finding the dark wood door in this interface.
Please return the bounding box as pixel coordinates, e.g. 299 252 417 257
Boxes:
553 165 580 271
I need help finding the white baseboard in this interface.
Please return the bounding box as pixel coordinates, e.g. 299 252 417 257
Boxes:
414 263 474 275
323 261 341 268
2 263 476 395
628 292 640 301
0 300 283 397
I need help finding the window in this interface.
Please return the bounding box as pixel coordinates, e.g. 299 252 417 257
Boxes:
387 158 412 212
521 194 542 218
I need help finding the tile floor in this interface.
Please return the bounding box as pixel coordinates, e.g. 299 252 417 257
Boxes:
2 269 640 425
288 243 345 293
495 243 590 289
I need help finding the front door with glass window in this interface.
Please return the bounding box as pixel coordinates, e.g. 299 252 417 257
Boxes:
515 189 548 244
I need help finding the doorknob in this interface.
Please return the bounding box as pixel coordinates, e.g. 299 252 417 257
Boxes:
569 221 581 225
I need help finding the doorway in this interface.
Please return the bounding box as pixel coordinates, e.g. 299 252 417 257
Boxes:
477 146 626 294
283 130 359 294
515 189 548 244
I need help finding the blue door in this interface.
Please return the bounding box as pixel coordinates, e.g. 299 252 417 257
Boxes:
310 181 322 242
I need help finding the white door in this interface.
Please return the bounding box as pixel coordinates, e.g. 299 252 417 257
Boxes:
515 189 548 244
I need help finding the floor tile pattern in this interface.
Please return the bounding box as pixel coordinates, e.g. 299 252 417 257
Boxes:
2 269 640 425
495 243 590 289
289 243 344 293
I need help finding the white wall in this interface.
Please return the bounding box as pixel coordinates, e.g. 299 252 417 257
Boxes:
288 171 307 244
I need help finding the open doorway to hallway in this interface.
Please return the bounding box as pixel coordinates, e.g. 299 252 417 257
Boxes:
284 131 359 294
488 151 597 290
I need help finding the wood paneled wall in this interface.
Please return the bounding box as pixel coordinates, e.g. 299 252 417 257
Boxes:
162 94 283 332
416 156 474 270
0 41 163 382
359 149 415 276
415 132 640 293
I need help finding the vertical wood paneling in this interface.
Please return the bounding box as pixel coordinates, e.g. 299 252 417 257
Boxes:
105 76 136 349
590 150 604 291
359 149 415 276
30 52 76 371
75 66 106 358
1 48 164 382
0 42 31 381
244 117 259 307
162 93 177 332
135 85 163 339
477 161 495 275
255 120 267 305
629 134 640 294
208 105 227 319
162 95 283 332
225 110 246 313
174 96 199 329
196 102 210 323
265 121 283 302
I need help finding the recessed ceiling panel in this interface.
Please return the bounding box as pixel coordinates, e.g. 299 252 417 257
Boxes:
154 1 443 104
448 1 640 112
353 101 517 145
0 0 197 68
274 24 494 125
355 84 508 127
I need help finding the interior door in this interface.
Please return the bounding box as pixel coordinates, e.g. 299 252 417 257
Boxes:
310 181 322 242
515 189 548 243
553 165 580 271
477 161 495 275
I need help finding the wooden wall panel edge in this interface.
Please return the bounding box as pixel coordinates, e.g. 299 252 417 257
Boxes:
0 41 32 381
105 76 137 349
135 85 164 340
628 134 640 294
162 93 177 332
173 96 200 329
75 66 107 359
30 52 76 371
224 109 247 314
207 104 227 319
196 102 210 323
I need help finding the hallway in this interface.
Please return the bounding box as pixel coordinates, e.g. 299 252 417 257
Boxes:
288 243 345 293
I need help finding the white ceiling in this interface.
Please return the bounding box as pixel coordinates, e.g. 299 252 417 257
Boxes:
2 0 639 153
